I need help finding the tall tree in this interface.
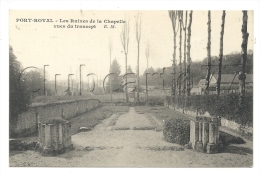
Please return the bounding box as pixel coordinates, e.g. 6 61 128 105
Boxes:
217 10 226 95
238 11 249 109
120 20 130 103
145 42 150 102
9 46 31 137
145 42 150 70
135 13 142 102
205 10 211 94
178 11 183 99
109 39 113 102
182 10 188 110
168 10 179 103
107 59 122 92
186 10 193 96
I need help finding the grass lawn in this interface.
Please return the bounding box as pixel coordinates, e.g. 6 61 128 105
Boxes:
135 105 190 123
69 106 129 135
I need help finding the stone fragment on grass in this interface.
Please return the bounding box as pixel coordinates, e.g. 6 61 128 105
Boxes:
78 127 91 133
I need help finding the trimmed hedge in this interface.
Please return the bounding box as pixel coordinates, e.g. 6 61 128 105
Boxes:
171 93 253 126
163 118 190 145
135 96 165 106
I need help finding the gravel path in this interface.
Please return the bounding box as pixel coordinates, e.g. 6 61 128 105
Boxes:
9 107 253 167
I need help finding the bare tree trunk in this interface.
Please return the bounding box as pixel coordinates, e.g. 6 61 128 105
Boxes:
178 11 183 101
169 11 179 103
205 10 211 95
238 10 249 109
137 43 140 102
120 20 130 103
183 11 187 110
217 10 226 96
145 43 150 102
135 13 141 103
186 11 193 96
109 40 112 102
125 54 128 102
173 33 177 100
146 43 149 70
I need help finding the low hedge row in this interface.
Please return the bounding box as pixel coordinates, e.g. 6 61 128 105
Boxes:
135 96 165 106
167 93 253 126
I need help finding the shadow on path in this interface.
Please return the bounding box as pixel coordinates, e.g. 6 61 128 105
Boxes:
218 131 252 155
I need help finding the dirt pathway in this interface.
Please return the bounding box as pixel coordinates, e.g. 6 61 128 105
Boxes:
9 107 253 167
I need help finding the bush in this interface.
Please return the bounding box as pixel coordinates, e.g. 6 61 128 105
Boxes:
163 118 190 145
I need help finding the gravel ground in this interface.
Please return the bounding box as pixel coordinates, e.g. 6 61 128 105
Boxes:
9 107 253 167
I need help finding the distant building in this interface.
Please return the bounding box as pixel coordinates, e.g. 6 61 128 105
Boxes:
197 74 253 94
198 79 206 95
190 86 201 95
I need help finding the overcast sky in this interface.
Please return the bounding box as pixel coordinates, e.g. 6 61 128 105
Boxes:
9 10 254 81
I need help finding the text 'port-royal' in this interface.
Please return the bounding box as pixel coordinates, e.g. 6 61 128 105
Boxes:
16 19 54 22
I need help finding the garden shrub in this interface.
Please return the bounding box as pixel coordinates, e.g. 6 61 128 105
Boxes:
134 96 165 106
163 118 190 145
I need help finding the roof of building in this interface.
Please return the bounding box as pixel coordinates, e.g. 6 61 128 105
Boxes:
198 79 206 87
212 74 253 83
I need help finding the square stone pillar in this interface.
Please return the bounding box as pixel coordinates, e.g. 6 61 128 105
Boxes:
209 123 216 144
202 122 209 150
45 124 51 147
190 120 199 149
194 121 204 152
38 119 73 156
198 122 202 142
206 118 219 154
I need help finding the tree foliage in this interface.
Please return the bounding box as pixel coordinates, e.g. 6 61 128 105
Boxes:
107 59 122 92
23 69 45 97
139 51 253 88
9 46 31 136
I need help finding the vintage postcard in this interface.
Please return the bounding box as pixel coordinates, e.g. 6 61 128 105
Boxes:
1 0 259 174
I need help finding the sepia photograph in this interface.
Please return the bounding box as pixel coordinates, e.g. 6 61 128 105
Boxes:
1 0 259 173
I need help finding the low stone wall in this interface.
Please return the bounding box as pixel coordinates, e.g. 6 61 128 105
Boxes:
15 99 100 136
221 118 253 136
101 101 128 106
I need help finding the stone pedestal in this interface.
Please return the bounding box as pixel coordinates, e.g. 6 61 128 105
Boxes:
38 119 73 156
206 143 219 154
189 116 222 154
